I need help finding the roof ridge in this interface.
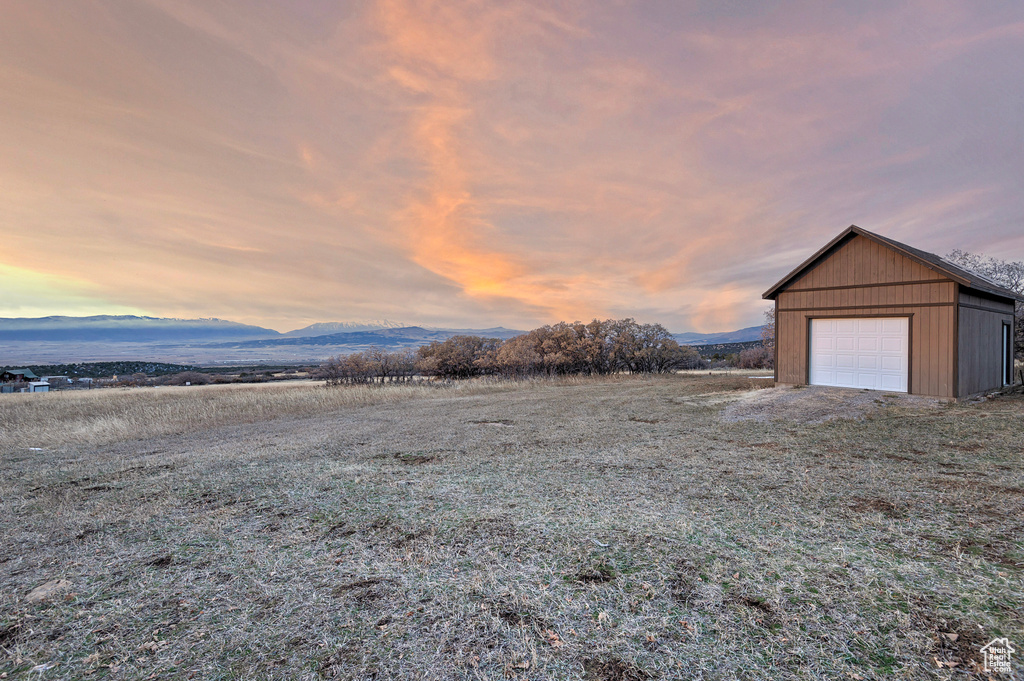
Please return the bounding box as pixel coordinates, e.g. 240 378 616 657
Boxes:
764 225 1023 301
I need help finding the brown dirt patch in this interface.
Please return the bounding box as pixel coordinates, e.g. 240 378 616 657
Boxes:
497 609 546 628
849 497 907 519
583 657 652 681
732 594 781 629
332 577 395 603
574 563 617 583
394 451 439 464
145 554 174 568
721 385 943 423
914 609 989 672
0 622 23 645
923 535 1023 568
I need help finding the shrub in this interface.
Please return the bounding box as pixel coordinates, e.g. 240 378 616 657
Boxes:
738 346 774 369
161 371 214 386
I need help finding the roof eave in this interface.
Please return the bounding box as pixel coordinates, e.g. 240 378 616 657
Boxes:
762 224 1011 299
961 283 1024 304
858 229 973 288
764 224 1023 303
762 225 858 299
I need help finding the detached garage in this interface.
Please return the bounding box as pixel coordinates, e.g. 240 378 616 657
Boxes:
763 225 1021 399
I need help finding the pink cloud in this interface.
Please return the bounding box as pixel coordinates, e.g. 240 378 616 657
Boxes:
0 0 1021 332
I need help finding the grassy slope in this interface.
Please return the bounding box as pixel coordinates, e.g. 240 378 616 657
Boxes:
0 376 1021 680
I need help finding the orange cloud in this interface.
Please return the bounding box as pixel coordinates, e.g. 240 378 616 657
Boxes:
373 0 581 317
3 1 1023 334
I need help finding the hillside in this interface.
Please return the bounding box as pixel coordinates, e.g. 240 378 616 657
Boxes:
282 320 407 337
0 317 527 364
674 325 763 345
211 326 527 349
0 315 279 342
3 361 198 378
0 314 764 364
691 340 764 357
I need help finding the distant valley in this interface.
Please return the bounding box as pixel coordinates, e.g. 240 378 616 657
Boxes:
0 315 763 365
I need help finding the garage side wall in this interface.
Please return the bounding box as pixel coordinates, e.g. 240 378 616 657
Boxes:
775 235 957 398
957 290 1015 397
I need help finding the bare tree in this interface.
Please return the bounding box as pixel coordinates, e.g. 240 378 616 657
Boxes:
946 250 1024 359
494 334 543 377
738 346 773 369
366 346 415 383
392 348 417 382
324 318 709 383
761 306 775 350
319 353 373 385
416 336 501 379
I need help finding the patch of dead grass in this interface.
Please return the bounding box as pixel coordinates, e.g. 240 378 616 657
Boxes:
1 374 1021 679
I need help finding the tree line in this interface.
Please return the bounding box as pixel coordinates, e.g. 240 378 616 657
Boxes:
734 308 774 370
318 319 706 383
946 249 1024 359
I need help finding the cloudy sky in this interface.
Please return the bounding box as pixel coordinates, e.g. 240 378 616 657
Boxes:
1 1 1022 332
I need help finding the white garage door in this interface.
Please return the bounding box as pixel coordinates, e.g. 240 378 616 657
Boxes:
810 318 908 392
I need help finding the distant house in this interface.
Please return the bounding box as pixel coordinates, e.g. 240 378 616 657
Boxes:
1 369 38 382
27 381 49 393
764 226 1022 399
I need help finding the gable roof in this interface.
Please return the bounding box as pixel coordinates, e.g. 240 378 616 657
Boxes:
3 368 38 379
763 225 1024 302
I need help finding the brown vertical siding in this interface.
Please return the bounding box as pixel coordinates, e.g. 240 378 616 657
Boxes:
785 234 945 290
957 290 1016 397
775 235 958 398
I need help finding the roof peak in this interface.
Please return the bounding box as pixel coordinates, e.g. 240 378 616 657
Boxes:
763 226 1023 301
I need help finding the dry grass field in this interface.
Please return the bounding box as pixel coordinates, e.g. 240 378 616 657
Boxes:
1 375 1022 680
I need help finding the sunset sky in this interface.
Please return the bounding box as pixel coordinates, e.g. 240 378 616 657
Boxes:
2 1 1022 333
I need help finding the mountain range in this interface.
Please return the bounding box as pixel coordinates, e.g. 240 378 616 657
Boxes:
0 315 276 342
0 315 763 364
211 326 526 349
281 320 408 337
674 326 763 345
0 316 527 343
